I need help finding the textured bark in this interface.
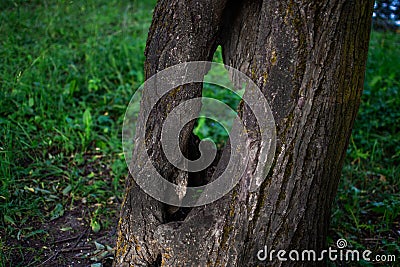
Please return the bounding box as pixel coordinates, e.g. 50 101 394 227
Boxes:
114 0 374 266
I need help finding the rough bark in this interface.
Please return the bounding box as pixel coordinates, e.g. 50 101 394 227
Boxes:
114 0 374 266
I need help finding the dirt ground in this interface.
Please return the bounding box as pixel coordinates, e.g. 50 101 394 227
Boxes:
2 201 120 267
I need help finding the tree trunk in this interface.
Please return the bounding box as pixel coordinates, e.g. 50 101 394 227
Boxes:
114 0 374 266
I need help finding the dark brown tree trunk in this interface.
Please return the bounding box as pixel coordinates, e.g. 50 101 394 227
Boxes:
114 0 374 266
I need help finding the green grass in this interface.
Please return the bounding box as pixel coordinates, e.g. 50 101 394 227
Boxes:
0 0 155 265
194 48 242 148
0 0 399 266
329 31 400 264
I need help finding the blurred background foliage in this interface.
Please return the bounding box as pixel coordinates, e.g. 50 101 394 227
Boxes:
373 0 400 31
0 0 399 266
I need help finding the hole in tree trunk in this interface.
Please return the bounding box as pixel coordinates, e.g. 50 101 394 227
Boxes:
150 253 162 267
164 47 241 223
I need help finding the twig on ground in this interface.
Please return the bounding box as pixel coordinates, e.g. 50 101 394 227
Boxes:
61 246 92 253
73 226 90 248
39 251 60 266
